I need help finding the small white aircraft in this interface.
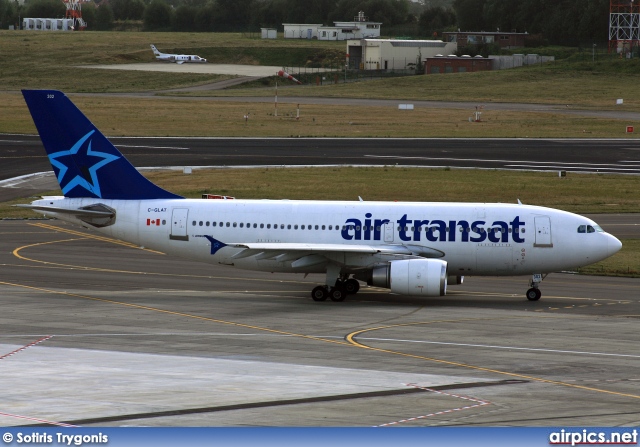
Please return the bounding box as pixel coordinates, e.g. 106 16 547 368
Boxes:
150 44 207 64
19 90 622 302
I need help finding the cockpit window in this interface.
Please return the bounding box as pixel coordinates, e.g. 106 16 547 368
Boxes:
578 224 604 234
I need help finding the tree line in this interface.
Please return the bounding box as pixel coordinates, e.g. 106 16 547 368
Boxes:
0 0 611 46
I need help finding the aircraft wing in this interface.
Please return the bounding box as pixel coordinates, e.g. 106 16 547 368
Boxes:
203 238 444 262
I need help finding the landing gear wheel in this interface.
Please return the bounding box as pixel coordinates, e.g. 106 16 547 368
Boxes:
343 278 360 295
329 287 346 302
526 288 541 301
311 286 328 302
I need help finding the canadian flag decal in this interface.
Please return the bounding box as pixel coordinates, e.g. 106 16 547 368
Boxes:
146 218 161 226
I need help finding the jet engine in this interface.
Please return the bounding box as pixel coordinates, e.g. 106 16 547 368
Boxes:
368 259 448 296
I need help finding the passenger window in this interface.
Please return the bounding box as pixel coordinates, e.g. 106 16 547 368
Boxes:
206 222 210 227
254 223 257 228
267 224 271 229
199 221 203 226
328 225 332 230
240 223 244 228
281 224 284 229
192 221 196 226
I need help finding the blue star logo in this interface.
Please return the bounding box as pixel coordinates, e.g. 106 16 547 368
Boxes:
48 130 120 198
204 236 227 255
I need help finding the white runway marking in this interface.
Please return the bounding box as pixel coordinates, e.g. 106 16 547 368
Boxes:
117 144 189 150
356 337 640 359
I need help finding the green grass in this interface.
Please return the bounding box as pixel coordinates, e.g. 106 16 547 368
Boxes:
2 92 639 138
0 31 343 92
198 60 640 112
4 167 639 214
577 239 640 277
2 30 640 113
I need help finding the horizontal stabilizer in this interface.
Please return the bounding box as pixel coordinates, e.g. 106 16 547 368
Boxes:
16 203 117 228
15 204 114 218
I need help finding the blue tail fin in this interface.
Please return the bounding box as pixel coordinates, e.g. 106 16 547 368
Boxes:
22 90 182 200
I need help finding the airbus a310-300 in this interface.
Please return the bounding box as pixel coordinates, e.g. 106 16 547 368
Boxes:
19 90 622 302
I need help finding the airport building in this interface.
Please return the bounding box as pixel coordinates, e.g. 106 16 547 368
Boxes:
261 28 277 39
424 55 493 74
22 18 76 31
347 39 457 70
442 31 527 49
283 11 381 41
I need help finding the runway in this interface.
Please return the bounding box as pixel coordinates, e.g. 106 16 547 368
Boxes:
1 135 640 183
1 220 638 427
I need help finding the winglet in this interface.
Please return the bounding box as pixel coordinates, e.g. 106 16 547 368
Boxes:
22 90 182 200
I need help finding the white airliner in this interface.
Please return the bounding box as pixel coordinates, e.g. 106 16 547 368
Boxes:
19 90 622 302
150 44 207 64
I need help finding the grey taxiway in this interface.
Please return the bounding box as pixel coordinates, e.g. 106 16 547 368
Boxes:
0 133 638 427
0 218 638 427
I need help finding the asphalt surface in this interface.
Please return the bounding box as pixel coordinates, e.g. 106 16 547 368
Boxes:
2 135 640 182
0 127 638 427
0 220 638 427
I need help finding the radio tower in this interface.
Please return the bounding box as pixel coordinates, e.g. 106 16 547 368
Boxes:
609 0 640 54
64 0 87 30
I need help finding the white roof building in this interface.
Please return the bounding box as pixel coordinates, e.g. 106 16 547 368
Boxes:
284 11 381 41
347 39 458 70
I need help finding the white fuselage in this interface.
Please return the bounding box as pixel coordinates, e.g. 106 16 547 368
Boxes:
155 54 207 63
33 197 621 277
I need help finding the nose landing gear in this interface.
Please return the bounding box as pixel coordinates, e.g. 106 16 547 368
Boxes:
526 273 545 301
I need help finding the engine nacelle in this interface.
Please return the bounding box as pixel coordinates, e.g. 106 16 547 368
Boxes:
370 259 448 296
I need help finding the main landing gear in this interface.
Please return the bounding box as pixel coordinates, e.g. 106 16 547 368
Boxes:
526 273 545 301
311 278 360 302
311 264 360 302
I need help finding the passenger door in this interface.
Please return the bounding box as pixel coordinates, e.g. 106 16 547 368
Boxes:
534 216 552 247
170 208 189 241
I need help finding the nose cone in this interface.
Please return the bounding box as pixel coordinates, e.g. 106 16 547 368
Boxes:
608 234 622 257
